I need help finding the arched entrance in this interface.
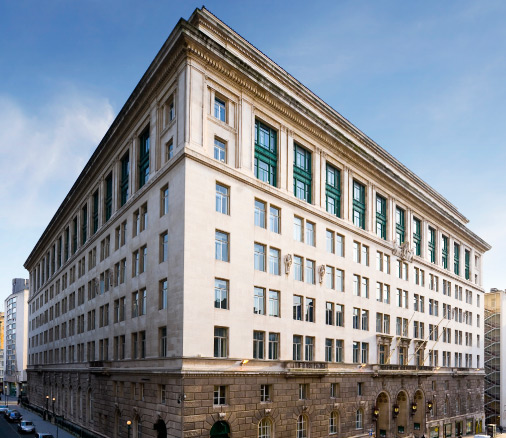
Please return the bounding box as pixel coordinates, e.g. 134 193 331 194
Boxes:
395 391 409 436
154 419 167 438
375 392 390 438
413 389 425 437
210 421 230 438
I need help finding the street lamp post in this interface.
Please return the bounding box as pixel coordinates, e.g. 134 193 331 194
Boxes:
45 395 49 420
4 385 8 406
127 420 132 438
51 396 60 438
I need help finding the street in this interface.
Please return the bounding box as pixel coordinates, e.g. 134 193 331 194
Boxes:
0 414 30 438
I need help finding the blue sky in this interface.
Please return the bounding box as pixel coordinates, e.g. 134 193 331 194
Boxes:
1 0 505 303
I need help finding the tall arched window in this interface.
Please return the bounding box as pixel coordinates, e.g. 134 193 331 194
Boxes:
356 409 363 429
258 418 272 438
296 414 308 438
444 398 449 416
329 411 338 434
134 415 142 438
87 389 93 423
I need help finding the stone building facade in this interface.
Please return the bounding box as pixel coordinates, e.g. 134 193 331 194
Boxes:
24 7 490 438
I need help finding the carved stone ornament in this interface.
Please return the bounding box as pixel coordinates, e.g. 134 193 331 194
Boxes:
284 254 293 275
392 241 414 263
318 265 326 284
218 412 226 419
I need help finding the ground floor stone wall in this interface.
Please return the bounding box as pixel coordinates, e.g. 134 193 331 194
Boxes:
26 368 485 438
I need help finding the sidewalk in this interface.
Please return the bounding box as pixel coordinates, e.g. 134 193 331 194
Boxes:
3 400 75 437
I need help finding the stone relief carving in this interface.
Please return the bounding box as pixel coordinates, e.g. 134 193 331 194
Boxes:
392 241 414 263
318 265 326 284
284 254 293 275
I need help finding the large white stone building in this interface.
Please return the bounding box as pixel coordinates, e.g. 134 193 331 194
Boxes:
4 278 29 397
24 8 490 438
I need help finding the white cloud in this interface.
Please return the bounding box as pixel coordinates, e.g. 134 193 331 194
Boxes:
0 90 114 229
0 89 114 304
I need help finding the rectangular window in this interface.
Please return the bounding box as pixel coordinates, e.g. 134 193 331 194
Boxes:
215 231 229 262
269 248 280 275
305 336 314 361
428 226 436 263
465 249 470 280
214 279 228 310
454 243 460 275
305 221 315 246
294 216 303 242
92 191 99 234
325 338 333 362
293 295 302 321
160 232 168 263
376 194 387 239
293 144 312 203
353 180 366 229
120 151 129 206
293 256 303 281
326 230 334 253
81 204 88 245
253 331 265 359
326 302 334 325
326 164 341 217
214 97 226 122
395 207 405 245
269 206 280 233
305 259 315 285
254 120 277 186
105 173 113 222
268 332 279 360
138 127 150 188
254 200 266 228
268 290 280 317
335 340 344 363
305 298 315 322
214 327 228 358
254 243 266 271
442 235 449 269
213 385 226 405
161 185 169 216
335 304 344 327
216 184 229 215
214 137 226 162
293 335 302 360
336 269 344 292
336 234 344 257
413 217 421 256
254 287 266 315
326 266 335 289
260 384 271 402
159 279 168 310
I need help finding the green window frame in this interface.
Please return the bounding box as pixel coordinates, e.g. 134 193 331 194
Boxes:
64 227 69 261
326 164 341 217
120 151 129 206
353 180 366 229
441 235 449 269
465 249 470 280
92 190 99 234
376 195 387 239
413 218 421 256
293 144 312 203
72 216 78 254
138 126 150 189
81 204 87 245
105 173 113 222
428 226 436 263
454 243 460 275
395 207 405 245
254 120 277 187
